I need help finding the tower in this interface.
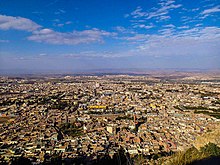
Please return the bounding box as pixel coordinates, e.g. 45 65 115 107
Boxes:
133 113 138 125
94 88 97 96
133 113 138 132
65 114 68 123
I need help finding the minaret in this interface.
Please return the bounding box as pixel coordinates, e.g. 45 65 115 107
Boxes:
94 88 97 96
133 113 136 125
133 113 138 132
65 114 69 123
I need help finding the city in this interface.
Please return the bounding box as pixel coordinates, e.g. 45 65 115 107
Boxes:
0 0 220 164
0 72 219 164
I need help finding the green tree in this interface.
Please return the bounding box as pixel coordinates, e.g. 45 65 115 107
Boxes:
200 143 220 157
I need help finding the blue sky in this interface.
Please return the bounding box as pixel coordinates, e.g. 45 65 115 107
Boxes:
0 0 220 73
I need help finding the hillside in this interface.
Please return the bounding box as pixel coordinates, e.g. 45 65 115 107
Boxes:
163 127 220 165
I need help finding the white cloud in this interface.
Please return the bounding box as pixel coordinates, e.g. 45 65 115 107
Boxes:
129 0 182 22
63 51 111 58
147 0 182 20
28 28 115 45
0 14 115 45
54 23 64 27
133 23 154 29
63 26 220 58
113 26 136 36
130 19 146 23
0 15 41 31
130 6 147 18
118 26 220 57
192 8 200 12
53 21 72 27
39 53 47 56
159 15 171 20
122 34 149 42
0 39 9 43
177 26 189 29
158 28 175 36
114 26 127 32
54 9 66 15
195 24 202 27
65 21 72 25
124 14 130 18
163 24 175 28
201 5 220 15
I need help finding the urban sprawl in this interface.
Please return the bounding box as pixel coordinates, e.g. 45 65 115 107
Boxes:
0 74 220 164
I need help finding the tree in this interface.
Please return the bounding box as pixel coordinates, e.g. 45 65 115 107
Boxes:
200 143 220 157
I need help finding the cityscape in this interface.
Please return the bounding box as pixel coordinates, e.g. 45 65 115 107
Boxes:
0 0 220 164
0 72 220 164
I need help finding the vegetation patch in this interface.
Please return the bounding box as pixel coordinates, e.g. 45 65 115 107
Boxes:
166 143 220 165
60 122 83 137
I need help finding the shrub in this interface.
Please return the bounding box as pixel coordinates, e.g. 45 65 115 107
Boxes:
200 143 220 157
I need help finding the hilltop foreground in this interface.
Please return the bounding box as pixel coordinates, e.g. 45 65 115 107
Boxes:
164 128 220 165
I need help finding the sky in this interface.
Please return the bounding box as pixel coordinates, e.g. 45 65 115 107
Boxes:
0 0 220 73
